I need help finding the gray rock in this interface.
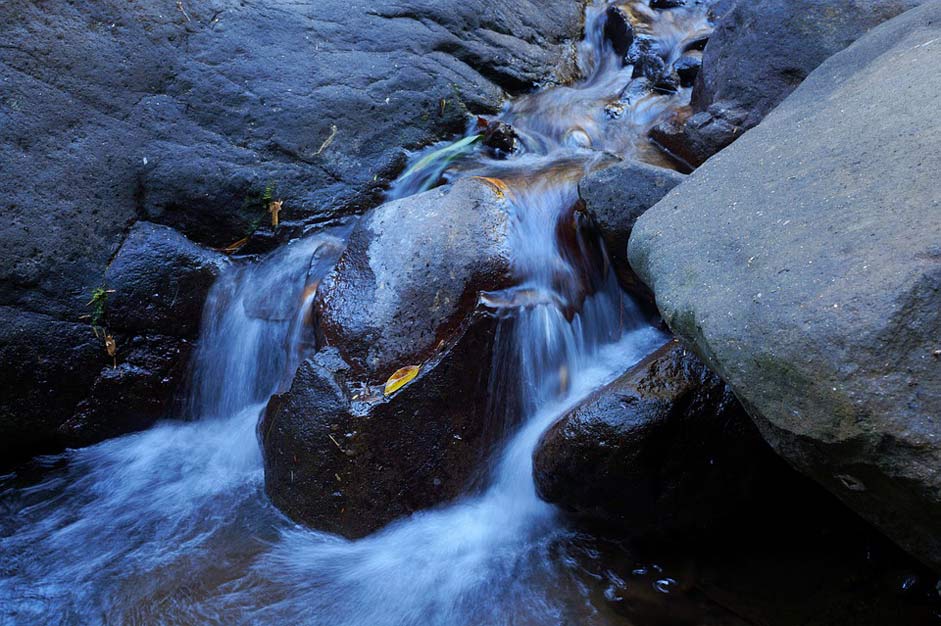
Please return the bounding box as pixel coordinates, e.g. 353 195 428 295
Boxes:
650 0 925 168
578 160 685 303
533 340 770 532
630 1 941 570
0 0 582 458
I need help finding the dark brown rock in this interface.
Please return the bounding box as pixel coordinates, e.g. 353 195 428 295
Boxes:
262 310 499 538
533 339 773 533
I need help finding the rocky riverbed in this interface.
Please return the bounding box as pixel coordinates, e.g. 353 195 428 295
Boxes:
1 0 940 624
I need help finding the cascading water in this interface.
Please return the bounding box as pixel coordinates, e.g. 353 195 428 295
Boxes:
0 3 712 624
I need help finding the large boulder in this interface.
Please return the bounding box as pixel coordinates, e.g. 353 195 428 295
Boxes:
630 2 941 570
534 339 772 532
262 178 516 536
650 0 925 169
0 0 583 459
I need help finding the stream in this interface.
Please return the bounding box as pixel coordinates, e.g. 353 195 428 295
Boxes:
3 3 920 625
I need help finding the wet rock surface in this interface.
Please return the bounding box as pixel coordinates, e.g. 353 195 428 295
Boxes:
534 340 772 532
650 0 925 168
263 178 520 536
630 1 941 570
578 159 685 305
0 0 582 458
315 178 514 380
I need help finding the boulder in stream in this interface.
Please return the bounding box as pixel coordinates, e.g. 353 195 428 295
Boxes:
630 1 941 570
263 178 517 537
533 339 772 532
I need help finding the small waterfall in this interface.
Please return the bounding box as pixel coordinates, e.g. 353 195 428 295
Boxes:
0 2 708 623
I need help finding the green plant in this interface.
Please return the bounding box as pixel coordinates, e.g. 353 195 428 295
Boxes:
87 286 110 328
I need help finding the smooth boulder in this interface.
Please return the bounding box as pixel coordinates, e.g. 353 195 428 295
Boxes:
534 339 770 532
650 0 924 168
630 2 941 570
263 178 516 536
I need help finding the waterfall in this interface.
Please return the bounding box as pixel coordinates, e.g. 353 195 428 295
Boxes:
0 2 709 623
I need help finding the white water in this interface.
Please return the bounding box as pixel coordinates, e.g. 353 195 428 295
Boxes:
0 2 710 624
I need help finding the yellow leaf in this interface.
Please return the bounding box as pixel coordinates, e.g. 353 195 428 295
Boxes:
474 176 509 199
384 365 420 396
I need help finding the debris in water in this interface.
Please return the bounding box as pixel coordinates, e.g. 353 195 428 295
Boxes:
268 199 283 227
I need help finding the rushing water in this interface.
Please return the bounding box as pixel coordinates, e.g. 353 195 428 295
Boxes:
1 2 714 624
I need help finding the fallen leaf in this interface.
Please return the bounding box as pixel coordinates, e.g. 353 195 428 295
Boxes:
474 176 509 199
268 199 283 227
384 365 420 396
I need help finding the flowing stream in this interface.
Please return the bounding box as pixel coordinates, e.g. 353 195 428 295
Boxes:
0 3 713 624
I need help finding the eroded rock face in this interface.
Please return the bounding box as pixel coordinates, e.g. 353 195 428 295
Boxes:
0 0 582 458
578 160 685 305
0 223 225 459
533 340 770 532
263 178 518 536
630 2 941 569
650 0 925 168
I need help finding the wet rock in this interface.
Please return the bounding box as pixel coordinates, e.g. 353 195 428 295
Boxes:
104 222 227 338
672 54 701 88
651 0 686 9
263 310 499 538
0 308 102 462
315 178 514 379
263 178 521 535
578 160 685 305
58 334 193 447
604 5 635 59
0 0 583 458
630 2 941 570
482 121 521 158
533 340 771 532
650 0 925 167
648 105 747 172
629 36 666 82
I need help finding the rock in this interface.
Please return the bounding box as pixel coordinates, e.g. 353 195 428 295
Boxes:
263 178 519 535
630 2 941 570
651 0 686 9
315 178 514 379
604 5 635 59
263 310 498 538
0 0 583 458
578 160 685 304
650 0 925 167
533 340 772 532
0 308 102 461
629 35 667 82
58 335 194 448
104 222 227 338
482 121 521 158
673 54 702 88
